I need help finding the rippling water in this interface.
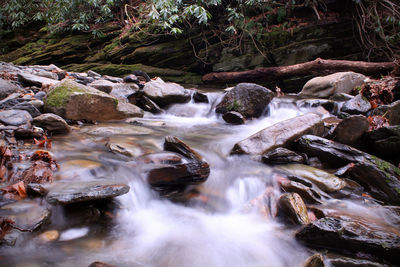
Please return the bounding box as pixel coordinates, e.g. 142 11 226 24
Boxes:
0 93 351 266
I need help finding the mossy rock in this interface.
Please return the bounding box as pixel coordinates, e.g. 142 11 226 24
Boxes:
63 63 202 84
44 79 143 121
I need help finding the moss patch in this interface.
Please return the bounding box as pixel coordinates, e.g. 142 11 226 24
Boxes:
45 81 86 108
63 63 202 84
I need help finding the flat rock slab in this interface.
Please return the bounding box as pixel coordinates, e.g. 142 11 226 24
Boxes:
83 124 154 136
0 200 51 231
277 164 346 193
47 181 130 205
18 72 59 87
0 109 32 126
231 113 324 155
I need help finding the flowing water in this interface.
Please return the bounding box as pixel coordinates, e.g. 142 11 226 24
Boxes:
2 92 397 266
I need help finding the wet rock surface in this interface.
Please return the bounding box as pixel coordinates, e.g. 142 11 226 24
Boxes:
276 193 310 225
231 113 324 155
297 135 400 204
262 147 305 165
296 217 400 264
222 111 246 125
46 181 130 205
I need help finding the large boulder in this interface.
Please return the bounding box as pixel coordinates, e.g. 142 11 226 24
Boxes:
143 77 190 107
0 78 20 100
297 135 400 205
44 79 143 121
32 113 71 134
215 83 274 119
299 72 366 98
231 113 324 155
296 217 400 264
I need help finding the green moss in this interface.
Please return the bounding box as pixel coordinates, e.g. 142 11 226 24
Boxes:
62 63 202 84
45 82 86 108
227 100 241 112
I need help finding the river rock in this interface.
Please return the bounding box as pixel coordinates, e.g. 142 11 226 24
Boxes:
277 164 346 193
215 83 274 119
103 75 123 83
231 113 324 155
44 79 143 121
0 200 51 231
329 93 354 102
304 254 325 267
143 77 190 107
262 147 305 165
341 94 371 115
128 91 163 114
296 217 400 264
29 99 44 109
0 109 32 126
13 102 41 117
332 115 369 145
222 111 245 125
88 79 115 94
276 193 310 225
326 255 387 267
299 72 366 98
105 141 143 158
297 135 400 204
297 99 337 114
141 137 210 187
46 181 130 205
83 124 153 136
0 78 20 100
110 83 138 99
193 91 209 103
17 72 59 87
32 113 71 134
34 91 47 101
372 100 400 125
280 180 321 204
87 70 101 79
34 70 59 80
123 74 138 83
365 125 400 158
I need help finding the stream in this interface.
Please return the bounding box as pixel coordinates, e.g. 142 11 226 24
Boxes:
1 91 397 266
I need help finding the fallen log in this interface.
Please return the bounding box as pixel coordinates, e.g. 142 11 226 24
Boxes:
202 58 396 84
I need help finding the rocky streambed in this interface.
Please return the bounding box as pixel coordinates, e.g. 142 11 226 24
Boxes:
0 62 400 266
